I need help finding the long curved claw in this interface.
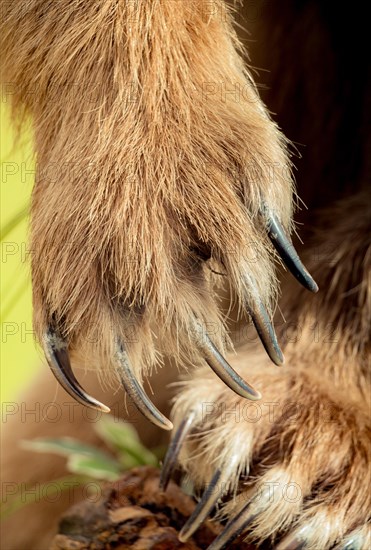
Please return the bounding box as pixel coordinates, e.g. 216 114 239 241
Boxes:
192 319 261 401
115 342 173 431
243 273 284 366
160 412 196 491
43 329 110 413
207 502 257 550
179 454 240 542
179 469 223 542
248 297 284 366
264 209 319 293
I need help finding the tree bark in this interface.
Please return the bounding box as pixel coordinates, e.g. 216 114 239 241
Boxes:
50 467 255 550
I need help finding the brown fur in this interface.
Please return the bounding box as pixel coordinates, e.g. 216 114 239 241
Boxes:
1 1 370 549
1 0 292 382
172 192 371 548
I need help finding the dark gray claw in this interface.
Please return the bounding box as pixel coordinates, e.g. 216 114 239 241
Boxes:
115 342 173 431
179 454 241 541
248 295 284 366
264 208 319 293
192 319 261 400
43 328 110 413
207 501 257 550
160 411 196 491
243 272 284 366
180 469 222 541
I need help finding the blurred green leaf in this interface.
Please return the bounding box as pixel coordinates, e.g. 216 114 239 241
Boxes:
21 437 115 462
94 416 158 467
9 421 159 520
67 454 120 481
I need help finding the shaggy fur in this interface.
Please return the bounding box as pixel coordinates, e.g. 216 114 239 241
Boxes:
1 0 292 382
172 192 371 549
1 1 370 549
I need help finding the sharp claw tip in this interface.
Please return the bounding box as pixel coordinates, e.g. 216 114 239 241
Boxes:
303 273 319 294
44 328 111 414
312 281 319 293
115 342 172 430
178 532 190 543
264 208 319 294
163 419 174 431
251 389 262 400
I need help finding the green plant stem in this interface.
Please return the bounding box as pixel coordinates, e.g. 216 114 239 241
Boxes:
1 207 29 241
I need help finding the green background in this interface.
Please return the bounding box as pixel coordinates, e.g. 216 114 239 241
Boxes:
1 106 41 402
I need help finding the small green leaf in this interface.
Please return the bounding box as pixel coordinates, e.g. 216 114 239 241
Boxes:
21 437 114 462
67 454 121 481
94 416 158 467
